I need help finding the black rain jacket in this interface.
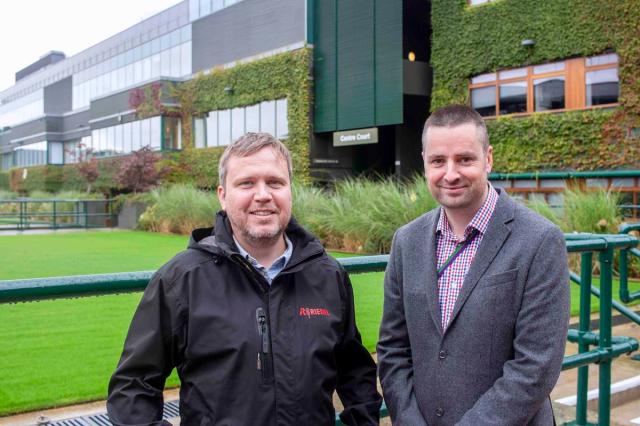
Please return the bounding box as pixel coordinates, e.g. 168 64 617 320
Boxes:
107 211 381 425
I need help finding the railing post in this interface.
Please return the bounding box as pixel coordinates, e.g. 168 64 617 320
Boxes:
576 251 593 425
597 247 614 426
619 248 629 303
52 201 57 230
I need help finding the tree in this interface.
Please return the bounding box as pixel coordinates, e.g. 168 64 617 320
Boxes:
66 143 99 193
116 146 165 193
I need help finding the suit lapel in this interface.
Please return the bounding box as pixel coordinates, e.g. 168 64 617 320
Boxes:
446 191 514 331
423 208 444 336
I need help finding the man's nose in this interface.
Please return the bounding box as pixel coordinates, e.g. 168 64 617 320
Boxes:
443 161 460 182
253 183 273 201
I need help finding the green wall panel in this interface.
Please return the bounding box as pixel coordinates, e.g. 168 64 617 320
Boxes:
314 0 402 133
337 0 375 130
313 0 337 132
375 0 403 126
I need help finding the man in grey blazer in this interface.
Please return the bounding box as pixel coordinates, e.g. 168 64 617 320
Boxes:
377 105 570 425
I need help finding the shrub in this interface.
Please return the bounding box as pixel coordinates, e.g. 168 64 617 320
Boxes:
525 198 564 229
116 147 165 193
0 190 18 200
291 183 331 241
563 188 621 234
321 176 437 253
0 172 9 190
139 184 219 234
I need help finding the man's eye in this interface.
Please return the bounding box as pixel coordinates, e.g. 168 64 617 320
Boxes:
238 181 253 187
431 159 444 165
460 157 473 165
269 181 284 188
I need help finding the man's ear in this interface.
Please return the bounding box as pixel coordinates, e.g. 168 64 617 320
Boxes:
217 185 226 210
486 145 494 173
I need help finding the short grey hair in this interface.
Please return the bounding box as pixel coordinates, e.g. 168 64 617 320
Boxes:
218 132 293 187
422 104 489 152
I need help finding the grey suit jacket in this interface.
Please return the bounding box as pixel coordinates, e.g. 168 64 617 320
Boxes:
377 189 570 426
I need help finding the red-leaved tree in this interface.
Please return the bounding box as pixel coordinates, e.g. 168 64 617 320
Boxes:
116 146 165 193
66 143 99 193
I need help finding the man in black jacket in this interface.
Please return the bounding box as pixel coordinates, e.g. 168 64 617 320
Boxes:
107 132 381 425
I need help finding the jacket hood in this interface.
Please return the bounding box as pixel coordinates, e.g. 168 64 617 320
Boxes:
187 211 325 265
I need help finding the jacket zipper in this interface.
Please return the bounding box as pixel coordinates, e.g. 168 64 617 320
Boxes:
256 307 274 384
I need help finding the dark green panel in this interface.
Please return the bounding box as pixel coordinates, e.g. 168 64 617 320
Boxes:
375 0 403 126
313 0 337 132
337 0 375 131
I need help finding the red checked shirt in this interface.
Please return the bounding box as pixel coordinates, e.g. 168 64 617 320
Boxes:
436 185 499 329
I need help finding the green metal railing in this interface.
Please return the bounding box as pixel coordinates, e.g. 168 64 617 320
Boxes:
0 234 638 425
0 199 116 231
619 223 640 303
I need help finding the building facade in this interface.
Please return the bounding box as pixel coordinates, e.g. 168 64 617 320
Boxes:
0 0 638 209
0 0 430 185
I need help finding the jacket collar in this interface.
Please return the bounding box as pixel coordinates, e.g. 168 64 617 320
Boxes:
188 211 325 268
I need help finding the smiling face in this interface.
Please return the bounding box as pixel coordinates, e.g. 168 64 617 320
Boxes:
423 123 493 218
217 146 292 249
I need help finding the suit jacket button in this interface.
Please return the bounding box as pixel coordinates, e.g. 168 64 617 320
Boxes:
435 408 444 417
438 350 447 359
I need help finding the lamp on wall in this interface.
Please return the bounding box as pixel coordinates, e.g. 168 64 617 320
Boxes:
224 86 234 94
521 39 536 47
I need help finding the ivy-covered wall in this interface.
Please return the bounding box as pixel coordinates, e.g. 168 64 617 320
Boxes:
173 48 313 185
6 48 313 194
431 0 640 172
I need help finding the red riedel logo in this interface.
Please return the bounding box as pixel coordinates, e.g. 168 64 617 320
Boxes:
299 307 330 318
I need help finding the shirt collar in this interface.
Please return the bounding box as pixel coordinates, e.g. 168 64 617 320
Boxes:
233 234 293 280
436 184 499 240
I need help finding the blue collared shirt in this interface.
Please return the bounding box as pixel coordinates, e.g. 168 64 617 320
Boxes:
233 235 293 284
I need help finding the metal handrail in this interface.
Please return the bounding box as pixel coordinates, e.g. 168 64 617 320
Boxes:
1 233 638 426
0 199 116 230
618 222 640 303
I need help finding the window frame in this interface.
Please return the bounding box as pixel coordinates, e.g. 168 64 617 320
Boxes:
469 54 619 118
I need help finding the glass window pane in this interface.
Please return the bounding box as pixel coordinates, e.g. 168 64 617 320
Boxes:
499 67 527 80
586 53 618 67
212 0 223 12
586 69 619 106
200 0 211 16
245 104 259 133
160 49 171 76
218 109 231 146
231 107 245 141
194 117 206 148
471 73 496 84
206 111 218 147
499 81 527 114
471 86 496 117
132 120 142 151
114 124 124 154
276 98 288 138
534 77 565 111
181 42 192 76
48 142 64 164
170 45 181 77
150 117 161 150
533 61 565 75
141 118 152 148
107 126 115 155
260 100 276 135
123 122 132 153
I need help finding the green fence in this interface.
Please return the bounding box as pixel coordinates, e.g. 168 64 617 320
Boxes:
0 234 638 425
0 199 117 230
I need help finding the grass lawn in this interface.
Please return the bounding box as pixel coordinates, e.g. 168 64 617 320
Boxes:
0 230 638 415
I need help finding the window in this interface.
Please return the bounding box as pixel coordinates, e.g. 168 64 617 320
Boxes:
470 53 619 117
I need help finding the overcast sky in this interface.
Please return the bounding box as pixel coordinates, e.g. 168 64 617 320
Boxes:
0 0 182 92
